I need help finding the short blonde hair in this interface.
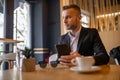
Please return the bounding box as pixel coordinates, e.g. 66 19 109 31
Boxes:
62 4 81 14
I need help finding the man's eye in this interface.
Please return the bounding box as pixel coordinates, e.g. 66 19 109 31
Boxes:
66 16 71 19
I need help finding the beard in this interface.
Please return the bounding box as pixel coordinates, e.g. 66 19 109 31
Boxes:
64 24 77 30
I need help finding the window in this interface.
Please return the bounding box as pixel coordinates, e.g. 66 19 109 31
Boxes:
14 2 31 49
81 13 90 28
0 0 4 55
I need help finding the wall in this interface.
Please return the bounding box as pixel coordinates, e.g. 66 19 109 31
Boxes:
31 0 60 51
99 29 120 53
47 0 61 52
30 0 61 63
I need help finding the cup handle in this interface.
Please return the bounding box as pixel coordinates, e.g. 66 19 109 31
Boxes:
71 58 77 65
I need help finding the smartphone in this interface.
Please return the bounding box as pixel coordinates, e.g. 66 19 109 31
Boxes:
55 44 71 58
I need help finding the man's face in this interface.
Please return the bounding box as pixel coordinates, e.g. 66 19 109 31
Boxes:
62 8 81 30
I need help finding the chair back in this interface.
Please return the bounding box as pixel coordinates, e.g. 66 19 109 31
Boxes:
109 46 120 65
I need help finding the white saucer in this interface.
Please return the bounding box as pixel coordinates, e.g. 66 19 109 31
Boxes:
70 66 101 73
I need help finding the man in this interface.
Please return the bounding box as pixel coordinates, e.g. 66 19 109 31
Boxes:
58 4 109 67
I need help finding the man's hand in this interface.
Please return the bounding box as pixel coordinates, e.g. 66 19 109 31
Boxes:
58 52 81 67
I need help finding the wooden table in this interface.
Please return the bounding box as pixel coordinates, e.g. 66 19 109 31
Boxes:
0 38 24 43
0 38 24 52
0 64 120 80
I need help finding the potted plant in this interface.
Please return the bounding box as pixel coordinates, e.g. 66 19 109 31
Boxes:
21 47 35 72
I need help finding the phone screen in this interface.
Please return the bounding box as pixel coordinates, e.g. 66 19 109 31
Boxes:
55 44 71 58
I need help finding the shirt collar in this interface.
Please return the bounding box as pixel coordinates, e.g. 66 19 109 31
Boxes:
68 28 81 39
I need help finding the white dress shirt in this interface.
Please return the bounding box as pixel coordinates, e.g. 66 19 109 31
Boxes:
68 29 80 52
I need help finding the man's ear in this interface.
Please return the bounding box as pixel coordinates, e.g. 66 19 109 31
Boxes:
79 15 82 20
77 15 82 20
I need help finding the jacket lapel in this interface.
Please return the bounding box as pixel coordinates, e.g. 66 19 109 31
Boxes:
77 27 86 51
64 33 71 51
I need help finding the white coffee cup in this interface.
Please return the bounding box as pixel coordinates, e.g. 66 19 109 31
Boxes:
71 56 95 70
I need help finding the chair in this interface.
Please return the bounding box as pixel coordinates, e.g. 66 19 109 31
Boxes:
0 53 16 69
109 46 120 65
0 60 2 65
0 60 2 69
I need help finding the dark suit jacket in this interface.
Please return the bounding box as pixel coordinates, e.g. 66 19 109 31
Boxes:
59 27 109 65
